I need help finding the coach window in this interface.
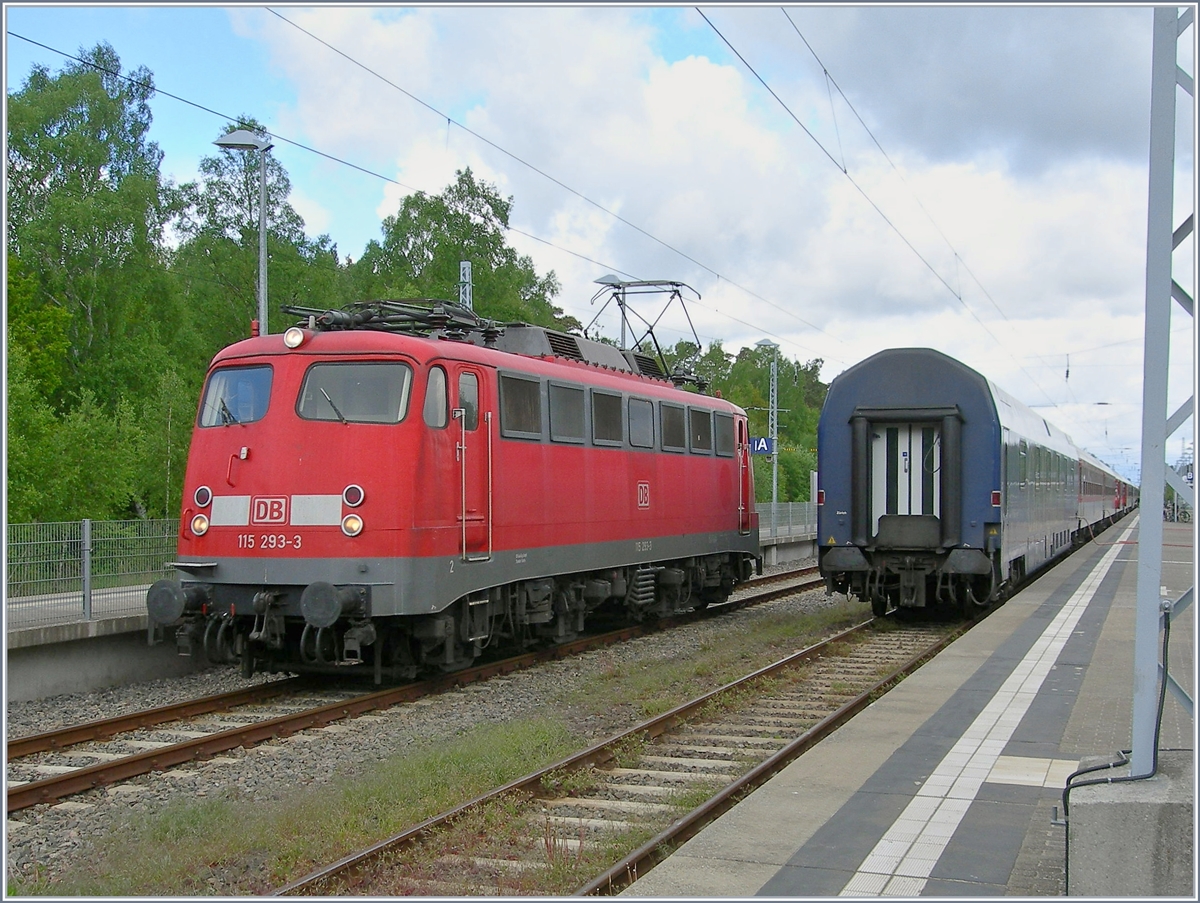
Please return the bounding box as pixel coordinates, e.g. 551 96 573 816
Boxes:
458 372 479 431
689 407 713 454
1019 440 1028 487
201 365 273 426
629 397 654 449
661 403 686 452
714 413 735 457
423 366 448 428
499 373 542 439
549 382 585 443
296 362 411 424
592 390 623 446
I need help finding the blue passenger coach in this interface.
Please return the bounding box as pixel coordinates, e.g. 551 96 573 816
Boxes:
817 348 1135 617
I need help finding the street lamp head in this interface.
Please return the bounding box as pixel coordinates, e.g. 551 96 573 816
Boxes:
755 338 779 351
214 128 273 152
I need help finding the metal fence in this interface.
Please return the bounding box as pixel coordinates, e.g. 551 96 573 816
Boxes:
4 505 815 632
758 501 818 540
6 519 178 631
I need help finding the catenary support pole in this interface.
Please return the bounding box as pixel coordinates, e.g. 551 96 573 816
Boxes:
1131 5 1194 775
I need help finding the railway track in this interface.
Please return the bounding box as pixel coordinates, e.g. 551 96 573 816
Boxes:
272 613 978 896
6 566 822 814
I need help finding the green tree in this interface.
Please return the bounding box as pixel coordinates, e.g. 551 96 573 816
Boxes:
171 117 345 354
6 42 182 407
6 252 70 404
350 168 577 331
7 345 146 522
6 345 60 523
658 337 826 501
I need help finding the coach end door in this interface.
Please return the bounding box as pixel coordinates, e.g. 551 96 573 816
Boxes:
870 422 941 534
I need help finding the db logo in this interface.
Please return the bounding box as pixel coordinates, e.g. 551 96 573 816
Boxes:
251 496 288 525
636 482 651 509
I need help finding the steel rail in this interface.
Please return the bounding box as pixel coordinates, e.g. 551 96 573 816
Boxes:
5 628 632 814
6 678 307 760
576 613 986 895
8 567 820 814
7 566 814 762
271 617 881 896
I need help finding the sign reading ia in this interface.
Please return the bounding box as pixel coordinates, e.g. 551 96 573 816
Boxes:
749 437 774 455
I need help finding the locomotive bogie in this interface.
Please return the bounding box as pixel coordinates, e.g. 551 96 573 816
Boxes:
152 548 752 679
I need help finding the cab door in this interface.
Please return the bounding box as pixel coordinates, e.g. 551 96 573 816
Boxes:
453 366 492 561
738 417 754 534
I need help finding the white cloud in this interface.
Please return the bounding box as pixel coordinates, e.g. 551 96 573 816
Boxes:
287 187 331 237
232 5 1189 479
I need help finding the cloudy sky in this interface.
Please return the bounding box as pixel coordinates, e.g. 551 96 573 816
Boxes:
5 5 1196 481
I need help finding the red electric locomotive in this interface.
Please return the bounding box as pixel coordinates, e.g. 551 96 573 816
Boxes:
147 300 761 681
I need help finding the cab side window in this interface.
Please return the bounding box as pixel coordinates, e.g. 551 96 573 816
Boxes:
458 372 479 430
424 366 448 428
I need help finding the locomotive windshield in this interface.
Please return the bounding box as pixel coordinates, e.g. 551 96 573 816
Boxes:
297 362 412 424
198 366 273 426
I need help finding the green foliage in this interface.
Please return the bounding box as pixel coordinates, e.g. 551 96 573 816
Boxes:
6 346 59 523
6 43 812 522
7 345 145 521
6 42 184 407
171 117 341 349
6 252 71 404
663 339 826 501
350 168 577 332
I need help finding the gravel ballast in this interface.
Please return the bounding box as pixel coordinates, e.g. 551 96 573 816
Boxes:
6 562 843 889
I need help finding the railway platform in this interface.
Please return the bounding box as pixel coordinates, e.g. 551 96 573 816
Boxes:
629 515 1195 897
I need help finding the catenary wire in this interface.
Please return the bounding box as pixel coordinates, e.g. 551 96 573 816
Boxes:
697 8 1065 409
780 7 1084 401
262 7 845 348
9 29 834 366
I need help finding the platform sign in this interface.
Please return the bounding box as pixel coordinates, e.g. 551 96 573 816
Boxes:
749 436 774 455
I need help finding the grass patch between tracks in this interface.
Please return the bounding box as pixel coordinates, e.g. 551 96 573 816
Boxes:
558 596 870 725
8 719 578 896
9 594 869 896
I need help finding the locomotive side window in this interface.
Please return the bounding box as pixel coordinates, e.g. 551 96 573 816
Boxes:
549 382 585 443
714 413 735 457
423 366 448 428
661 403 686 452
499 373 542 439
199 365 273 426
688 407 713 454
629 398 654 449
458 372 479 431
296 362 411 424
591 391 623 446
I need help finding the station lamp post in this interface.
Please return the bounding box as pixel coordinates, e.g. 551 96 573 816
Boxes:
214 128 274 335
756 338 780 536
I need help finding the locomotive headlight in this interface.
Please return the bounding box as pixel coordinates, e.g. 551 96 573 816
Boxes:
191 513 210 536
341 513 364 537
194 485 212 508
342 484 365 507
283 327 307 349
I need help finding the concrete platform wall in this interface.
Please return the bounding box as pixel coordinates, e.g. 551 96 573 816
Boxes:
7 624 210 702
7 535 816 702
1068 750 1194 896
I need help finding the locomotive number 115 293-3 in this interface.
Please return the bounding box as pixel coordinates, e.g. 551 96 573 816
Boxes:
237 533 302 550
